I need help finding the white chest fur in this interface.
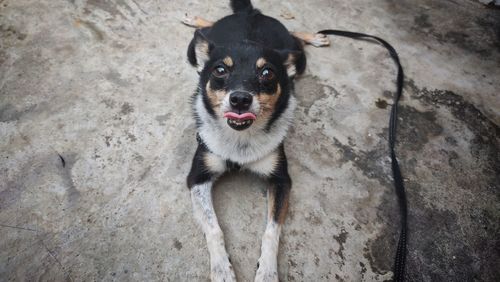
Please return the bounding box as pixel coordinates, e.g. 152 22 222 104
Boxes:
195 92 296 164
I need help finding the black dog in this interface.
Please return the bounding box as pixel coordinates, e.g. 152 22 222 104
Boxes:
183 1 329 281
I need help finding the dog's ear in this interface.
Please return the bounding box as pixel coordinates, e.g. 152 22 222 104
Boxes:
277 50 306 78
187 28 214 72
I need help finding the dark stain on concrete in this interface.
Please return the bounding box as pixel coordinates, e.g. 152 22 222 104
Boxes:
125 131 136 142
359 261 367 278
104 136 112 147
363 80 500 280
120 103 134 115
133 153 144 162
101 99 116 109
0 153 81 209
0 49 7 66
104 70 131 86
294 76 336 115
0 24 27 41
312 75 500 280
334 273 345 282
305 211 323 226
314 255 320 266
139 165 151 181
116 0 136 16
406 79 499 178
0 104 37 122
173 238 182 250
413 13 432 29
58 153 80 203
85 0 125 18
384 0 500 57
397 105 444 151
333 228 348 261
0 180 25 210
375 98 389 109
332 135 391 186
155 113 171 126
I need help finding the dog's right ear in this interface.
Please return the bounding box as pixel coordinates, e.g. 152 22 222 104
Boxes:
187 28 214 72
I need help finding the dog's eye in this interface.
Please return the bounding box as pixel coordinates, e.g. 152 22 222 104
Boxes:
260 68 275 81
213 65 228 78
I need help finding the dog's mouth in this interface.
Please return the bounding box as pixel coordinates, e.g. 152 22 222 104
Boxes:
223 112 256 131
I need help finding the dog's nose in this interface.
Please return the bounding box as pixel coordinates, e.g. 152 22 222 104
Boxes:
229 92 253 111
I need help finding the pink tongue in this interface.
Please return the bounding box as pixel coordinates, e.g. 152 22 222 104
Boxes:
224 112 256 120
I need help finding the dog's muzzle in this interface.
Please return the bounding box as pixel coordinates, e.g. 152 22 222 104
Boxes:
224 91 256 131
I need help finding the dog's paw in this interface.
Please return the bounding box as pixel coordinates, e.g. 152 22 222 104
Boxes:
211 256 236 282
309 33 330 47
181 13 198 27
254 263 278 282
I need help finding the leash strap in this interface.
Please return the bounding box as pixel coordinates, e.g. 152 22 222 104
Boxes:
317 29 408 281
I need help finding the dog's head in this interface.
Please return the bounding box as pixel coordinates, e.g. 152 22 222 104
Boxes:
188 29 304 131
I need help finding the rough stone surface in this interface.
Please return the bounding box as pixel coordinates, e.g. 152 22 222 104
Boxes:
1 0 499 281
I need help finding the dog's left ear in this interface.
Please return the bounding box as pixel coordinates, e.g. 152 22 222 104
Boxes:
187 28 214 72
277 50 306 78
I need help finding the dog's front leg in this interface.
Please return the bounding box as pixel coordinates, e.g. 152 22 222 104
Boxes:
250 147 291 282
188 145 236 282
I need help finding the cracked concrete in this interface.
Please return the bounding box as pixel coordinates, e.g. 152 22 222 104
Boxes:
1 0 499 281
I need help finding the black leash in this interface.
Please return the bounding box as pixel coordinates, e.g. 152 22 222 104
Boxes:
317 29 408 281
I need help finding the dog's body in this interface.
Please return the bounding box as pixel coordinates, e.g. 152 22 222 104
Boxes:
184 1 329 281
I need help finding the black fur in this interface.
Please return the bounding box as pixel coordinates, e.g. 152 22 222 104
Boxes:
269 144 292 222
230 0 253 13
187 143 214 188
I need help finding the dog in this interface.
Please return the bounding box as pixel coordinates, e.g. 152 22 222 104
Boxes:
183 1 329 281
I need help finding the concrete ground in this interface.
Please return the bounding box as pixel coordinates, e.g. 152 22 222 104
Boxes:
1 0 499 281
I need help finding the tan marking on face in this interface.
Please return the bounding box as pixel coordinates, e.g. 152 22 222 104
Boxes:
256 58 267 68
195 41 210 65
255 84 282 123
284 53 297 77
223 56 233 67
205 81 227 110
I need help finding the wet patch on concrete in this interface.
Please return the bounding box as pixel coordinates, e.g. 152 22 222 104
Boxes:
397 105 444 151
333 228 348 261
57 152 80 203
155 113 171 126
101 99 116 109
0 24 27 41
105 70 131 87
120 102 134 115
84 0 125 18
405 79 499 177
300 74 500 280
294 75 337 115
375 98 389 109
173 238 182 250
363 80 500 280
0 104 36 122
384 0 500 57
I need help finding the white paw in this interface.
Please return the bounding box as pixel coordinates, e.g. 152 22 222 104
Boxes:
181 13 197 27
309 33 330 47
211 256 236 282
254 262 278 282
